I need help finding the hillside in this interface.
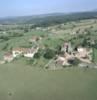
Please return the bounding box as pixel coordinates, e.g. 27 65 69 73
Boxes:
0 10 97 100
0 11 97 25
0 15 97 68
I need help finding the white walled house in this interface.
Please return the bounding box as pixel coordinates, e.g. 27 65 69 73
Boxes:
4 52 14 62
12 48 27 58
77 47 88 58
77 47 86 53
24 47 39 58
12 47 39 58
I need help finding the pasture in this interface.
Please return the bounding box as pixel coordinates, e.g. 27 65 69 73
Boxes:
0 64 97 100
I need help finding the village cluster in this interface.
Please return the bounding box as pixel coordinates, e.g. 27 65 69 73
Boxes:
0 36 41 64
55 42 92 65
45 41 93 69
0 32 93 69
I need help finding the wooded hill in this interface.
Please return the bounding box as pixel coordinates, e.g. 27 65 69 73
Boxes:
0 11 97 26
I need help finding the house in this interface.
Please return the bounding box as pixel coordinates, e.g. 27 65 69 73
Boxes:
4 52 14 62
29 36 42 43
75 46 92 63
36 27 41 30
61 42 72 53
12 46 39 58
77 47 88 58
12 48 27 58
77 47 86 53
24 47 39 58
70 31 77 35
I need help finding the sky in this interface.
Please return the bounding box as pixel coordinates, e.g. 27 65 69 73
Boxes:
0 0 97 17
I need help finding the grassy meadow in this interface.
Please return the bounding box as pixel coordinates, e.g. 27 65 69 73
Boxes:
0 64 97 100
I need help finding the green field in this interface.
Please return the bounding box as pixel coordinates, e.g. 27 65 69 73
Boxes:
0 64 97 100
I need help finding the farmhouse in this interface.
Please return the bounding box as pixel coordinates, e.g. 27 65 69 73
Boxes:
29 36 42 43
4 52 14 62
77 47 91 58
61 42 72 53
70 31 77 35
12 48 27 58
55 43 93 66
75 46 92 63
24 47 39 58
12 47 39 58
36 27 41 30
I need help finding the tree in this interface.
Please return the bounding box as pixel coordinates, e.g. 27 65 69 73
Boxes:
55 45 61 54
34 49 44 59
44 48 56 59
0 35 9 41
24 28 29 33
82 38 88 47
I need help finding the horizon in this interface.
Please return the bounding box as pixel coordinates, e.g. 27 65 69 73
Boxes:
0 11 95 19
0 0 97 18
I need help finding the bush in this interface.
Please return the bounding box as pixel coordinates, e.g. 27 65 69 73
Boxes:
34 49 42 59
55 45 61 54
34 49 45 59
0 35 9 41
24 28 29 33
34 52 41 59
44 48 56 59
11 32 24 37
